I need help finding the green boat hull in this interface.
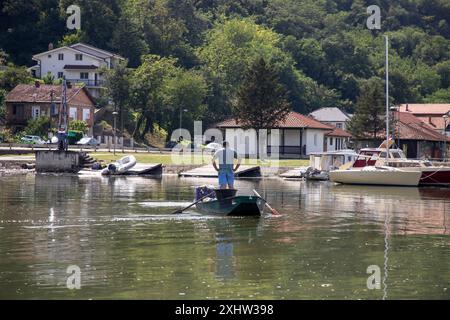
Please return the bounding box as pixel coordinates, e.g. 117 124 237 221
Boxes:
196 196 264 216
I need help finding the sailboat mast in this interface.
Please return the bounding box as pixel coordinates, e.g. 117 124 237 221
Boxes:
385 35 389 160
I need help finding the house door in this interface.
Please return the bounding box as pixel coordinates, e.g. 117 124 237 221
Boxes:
94 73 98 86
32 106 41 119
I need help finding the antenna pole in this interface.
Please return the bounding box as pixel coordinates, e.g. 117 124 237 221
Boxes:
385 35 389 160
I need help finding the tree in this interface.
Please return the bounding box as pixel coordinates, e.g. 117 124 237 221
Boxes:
162 69 208 133
23 116 52 138
0 64 32 91
0 49 8 65
424 88 450 103
233 57 291 130
104 60 132 134
347 77 386 140
129 54 178 139
435 60 450 88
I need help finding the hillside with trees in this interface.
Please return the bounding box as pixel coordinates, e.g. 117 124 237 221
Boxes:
1 0 449 141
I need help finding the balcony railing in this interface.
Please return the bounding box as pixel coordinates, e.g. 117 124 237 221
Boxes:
66 79 105 87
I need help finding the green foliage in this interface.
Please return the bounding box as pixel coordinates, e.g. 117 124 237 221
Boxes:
0 49 8 65
2 0 450 138
0 128 17 143
58 31 82 47
0 64 33 91
435 60 450 88
234 57 291 130
42 72 55 84
68 120 88 133
129 54 179 139
145 123 168 148
23 116 51 138
162 69 208 132
104 60 132 132
424 88 450 103
0 89 6 117
347 77 386 140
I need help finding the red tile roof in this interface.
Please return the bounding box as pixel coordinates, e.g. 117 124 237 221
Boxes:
415 116 446 131
393 112 450 142
398 103 450 115
216 111 332 130
325 127 352 137
5 84 95 107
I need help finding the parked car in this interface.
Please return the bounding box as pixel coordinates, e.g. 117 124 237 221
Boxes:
21 135 46 145
76 137 100 146
203 142 222 153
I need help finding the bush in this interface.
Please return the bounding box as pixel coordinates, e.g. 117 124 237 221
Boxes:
144 123 168 148
0 128 17 143
23 116 51 138
69 120 88 134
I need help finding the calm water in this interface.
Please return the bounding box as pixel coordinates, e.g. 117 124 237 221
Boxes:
0 173 449 299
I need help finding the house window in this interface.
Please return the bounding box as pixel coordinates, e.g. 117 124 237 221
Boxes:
69 107 77 120
57 72 64 79
330 137 333 146
58 53 64 60
48 54 52 58
80 72 89 79
336 123 342 129
32 106 41 119
75 54 83 61
82 108 90 121
12 104 24 118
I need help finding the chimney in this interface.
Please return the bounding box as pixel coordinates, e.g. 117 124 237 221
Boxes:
34 81 40 88
48 43 54 51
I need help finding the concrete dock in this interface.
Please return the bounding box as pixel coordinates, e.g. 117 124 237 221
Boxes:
178 164 261 178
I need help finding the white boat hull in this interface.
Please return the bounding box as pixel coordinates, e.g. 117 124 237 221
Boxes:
329 168 422 186
101 155 137 175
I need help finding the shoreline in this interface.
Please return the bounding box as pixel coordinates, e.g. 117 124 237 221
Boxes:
0 156 300 177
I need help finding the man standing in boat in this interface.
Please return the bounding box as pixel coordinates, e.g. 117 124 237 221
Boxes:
212 141 241 189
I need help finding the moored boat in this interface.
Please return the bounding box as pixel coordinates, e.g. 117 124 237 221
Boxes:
329 166 422 186
351 146 450 186
101 155 137 175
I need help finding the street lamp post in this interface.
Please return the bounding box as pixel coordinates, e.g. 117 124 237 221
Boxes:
443 112 449 161
179 108 188 130
113 111 118 156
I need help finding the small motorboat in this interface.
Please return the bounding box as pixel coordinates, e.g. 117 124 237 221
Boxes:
101 155 137 175
194 186 264 216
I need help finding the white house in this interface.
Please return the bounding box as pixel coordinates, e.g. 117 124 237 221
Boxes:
30 43 124 98
216 111 346 158
309 107 352 130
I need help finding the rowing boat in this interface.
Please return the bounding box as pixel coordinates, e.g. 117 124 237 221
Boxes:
194 187 263 216
196 196 264 216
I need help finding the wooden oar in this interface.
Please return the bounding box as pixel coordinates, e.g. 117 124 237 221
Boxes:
171 192 215 214
253 189 280 216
